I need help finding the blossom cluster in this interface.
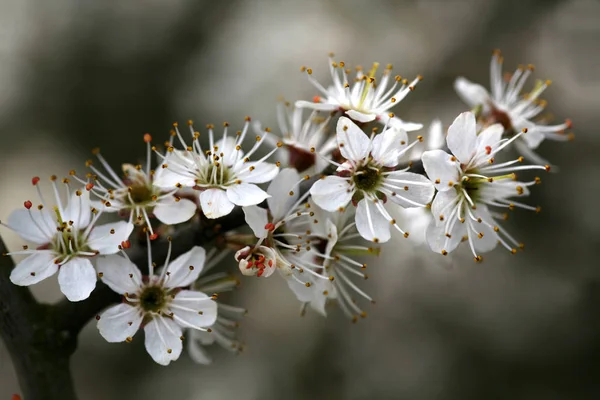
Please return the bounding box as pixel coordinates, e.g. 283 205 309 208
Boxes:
1 50 572 365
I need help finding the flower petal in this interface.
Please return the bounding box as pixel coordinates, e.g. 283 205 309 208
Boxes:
57 257 97 302
370 127 407 167
226 183 269 207
427 119 445 151
87 221 134 255
336 116 371 161
267 168 300 221
471 206 499 253
144 317 183 366
187 330 213 365
169 290 218 329
63 190 92 230
475 123 504 158
200 189 235 219
385 171 435 208
355 198 391 243
97 303 142 343
163 246 206 289
310 176 353 212
454 77 491 109
6 209 55 244
237 162 279 184
294 100 338 111
426 220 465 255
447 111 477 164
430 189 460 227
153 164 196 189
345 109 376 123
422 149 461 192
242 206 269 239
10 250 58 286
153 197 197 225
382 115 424 132
96 254 141 295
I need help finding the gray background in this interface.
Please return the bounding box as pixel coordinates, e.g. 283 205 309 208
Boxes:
1 0 599 399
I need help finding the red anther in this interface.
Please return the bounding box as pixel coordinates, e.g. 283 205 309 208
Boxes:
268 259 273 267
257 255 265 263
86 182 94 191
149 233 159 240
121 240 131 249
565 119 572 129
32 176 40 185
312 95 321 103
24 200 33 209
257 268 264 277
144 133 152 143
264 222 276 231
12 394 22 400
246 260 253 269
485 146 492 155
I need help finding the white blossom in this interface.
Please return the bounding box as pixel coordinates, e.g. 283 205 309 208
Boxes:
153 119 279 219
75 134 197 234
96 239 217 366
454 50 573 165
296 56 423 131
421 111 548 261
309 116 434 243
1 177 133 301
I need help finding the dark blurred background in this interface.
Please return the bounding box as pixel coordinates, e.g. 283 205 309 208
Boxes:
1 0 599 399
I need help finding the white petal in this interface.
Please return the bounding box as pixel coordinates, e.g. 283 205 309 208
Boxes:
355 198 391 243
310 279 333 317
309 176 353 212
336 116 371 161
226 183 269 207
370 127 407 167
6 209 55 244
87 221 134 255
286 275 315 302
430 189 460 227
170 290 218 329
144 317 183 366
153 165 196 189
345 109 376 123
243 206 269 239
236 162 279 184
427 119 445 151
57 257 97 302
187 331 213 365
10 250 58 286
267 168 300 221
163 246 206 288
383 115 424 132
200 189 235 219
471 206 499 253
96 254 141 295
421 150 461 192
97 303 142 343
295 100 338 111
385 172 435 208
426 220 465 255
454 77 491 108
63 190 92 230
447 111 477 164
122 163 148 183
476 123 504 158
153 197 197 225
215 137 242 166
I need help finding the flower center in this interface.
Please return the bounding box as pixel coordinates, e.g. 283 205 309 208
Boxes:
352 164 382 192
202 162 233 187
51 223 92 261
128 184 154 205
139 286 167 313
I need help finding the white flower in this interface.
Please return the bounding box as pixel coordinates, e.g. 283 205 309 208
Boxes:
256 103 337 174
309 116 434 243
1 177 133 301
286 203 379 321
454 50 573 165
96 240 217 366
153 119 279 219
76 134 197 234
187 258 246 365
421 111 548 261
296 56 423 131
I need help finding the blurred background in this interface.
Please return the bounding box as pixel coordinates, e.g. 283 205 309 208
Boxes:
1 0 599 399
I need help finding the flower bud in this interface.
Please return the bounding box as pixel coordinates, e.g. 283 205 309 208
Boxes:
235 245 277 278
